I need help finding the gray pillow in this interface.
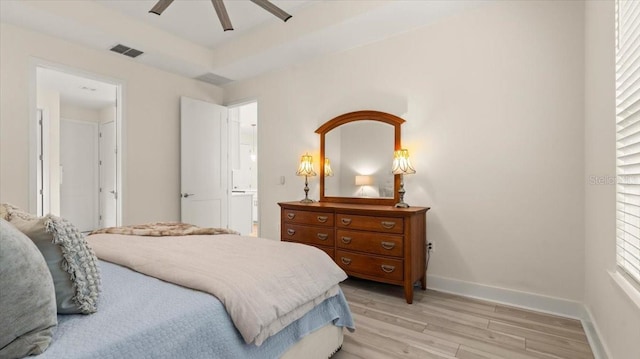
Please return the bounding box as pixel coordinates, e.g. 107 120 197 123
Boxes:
10 214 101 314
0 219 57 358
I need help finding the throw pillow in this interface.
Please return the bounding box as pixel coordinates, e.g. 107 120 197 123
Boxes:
0 203 9 220
43 214 101 314
0 219 57 359
3 203 37 221
10 216 88 314
0 203 30 221
10 214 101 314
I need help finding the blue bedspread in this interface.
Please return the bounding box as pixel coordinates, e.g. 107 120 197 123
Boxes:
37 261 354 359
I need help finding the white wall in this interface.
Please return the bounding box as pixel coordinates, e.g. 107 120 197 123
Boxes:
584 2 640 358
225 1 586 302
0 23 223 224
99 106 116 125
60 103 101 124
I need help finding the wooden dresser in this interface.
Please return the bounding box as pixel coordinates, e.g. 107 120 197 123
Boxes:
278 201 429 303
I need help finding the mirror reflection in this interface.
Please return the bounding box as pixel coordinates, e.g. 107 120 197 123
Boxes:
324 120 395 198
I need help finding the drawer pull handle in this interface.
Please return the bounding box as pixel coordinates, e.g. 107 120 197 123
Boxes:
287 213 296 220
287 229 296 236
381 265 396 273
317 233 328 241
381 221 396 229
341 218 352 225
380 241 396 250
317 216 328 223
341 257 352 265
341 237 352 244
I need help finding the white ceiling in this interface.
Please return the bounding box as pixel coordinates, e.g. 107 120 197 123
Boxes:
0 0 492 86
96 0 314 49
38 67 117 110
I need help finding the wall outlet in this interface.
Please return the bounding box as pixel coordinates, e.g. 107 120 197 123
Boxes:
427 241 434 252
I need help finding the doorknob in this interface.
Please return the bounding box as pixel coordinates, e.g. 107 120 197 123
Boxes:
182 193 195 198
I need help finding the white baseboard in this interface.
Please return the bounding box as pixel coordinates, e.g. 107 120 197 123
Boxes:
581 306 611 359
426 274 608 359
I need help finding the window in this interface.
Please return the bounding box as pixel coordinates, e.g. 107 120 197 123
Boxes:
616 0 640 285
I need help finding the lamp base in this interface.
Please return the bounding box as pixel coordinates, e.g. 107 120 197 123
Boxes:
395 174 410 208
300 175 314 203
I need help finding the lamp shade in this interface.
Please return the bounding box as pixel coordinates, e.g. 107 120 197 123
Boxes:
355 175 373 186
392 149 416 175
296 153 316 177
324 158 334 177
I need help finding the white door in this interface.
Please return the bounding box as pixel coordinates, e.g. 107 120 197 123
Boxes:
99 121 117 228
60 119 98 232
180 97 229 228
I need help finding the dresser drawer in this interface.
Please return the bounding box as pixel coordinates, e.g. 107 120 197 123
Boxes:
283 210 334 227
282 224 335 246
336 214 403 234
336 230 404 257
314 245 334 259
336 250 403 281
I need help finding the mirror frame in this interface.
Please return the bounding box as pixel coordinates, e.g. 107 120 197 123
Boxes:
316 110 405 206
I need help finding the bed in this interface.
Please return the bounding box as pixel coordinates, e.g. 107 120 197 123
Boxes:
1 214 354 359
37 260 353 359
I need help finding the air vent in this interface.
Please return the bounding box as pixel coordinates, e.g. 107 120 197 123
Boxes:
195 72 233 86
109 44 144 58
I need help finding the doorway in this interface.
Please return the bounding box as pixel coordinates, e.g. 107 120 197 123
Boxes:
228 101 259 236
35 66 121 230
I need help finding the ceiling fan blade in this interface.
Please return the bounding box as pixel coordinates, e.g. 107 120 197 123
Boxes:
250 0 292 22
149 0 174 15
211 0 233 31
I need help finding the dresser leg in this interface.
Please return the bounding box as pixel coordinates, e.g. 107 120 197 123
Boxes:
421 275 427 290
404 283 414 304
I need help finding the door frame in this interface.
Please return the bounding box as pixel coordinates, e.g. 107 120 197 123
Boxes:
226 98 259 236
29 58 124 226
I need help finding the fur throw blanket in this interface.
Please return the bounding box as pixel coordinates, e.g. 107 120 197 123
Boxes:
90 222 239 237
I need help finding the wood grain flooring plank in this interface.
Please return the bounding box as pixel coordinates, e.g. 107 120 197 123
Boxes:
488 321 592 354
494 305 584 331
419 294 497 315
423 289 500 310
417 291 589 342
421 323 559 359
351 311 460 356
349 302 428 332
525 339 595 359
484 317 588 343
351 301 526 350
345 289 491 330
337 280 594 359
345 326 458 359
456 345 513 359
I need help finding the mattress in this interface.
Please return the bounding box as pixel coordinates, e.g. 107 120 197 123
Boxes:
281 324 344 359
36 260 353 359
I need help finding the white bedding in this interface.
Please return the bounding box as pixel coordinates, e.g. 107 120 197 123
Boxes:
85 234 348 345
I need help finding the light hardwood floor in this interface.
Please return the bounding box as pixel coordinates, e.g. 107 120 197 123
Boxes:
333 278 594 359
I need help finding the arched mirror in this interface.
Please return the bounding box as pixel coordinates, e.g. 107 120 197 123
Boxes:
316 110 404 206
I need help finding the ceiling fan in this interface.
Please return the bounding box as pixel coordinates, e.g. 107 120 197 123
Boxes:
149 0 292 32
